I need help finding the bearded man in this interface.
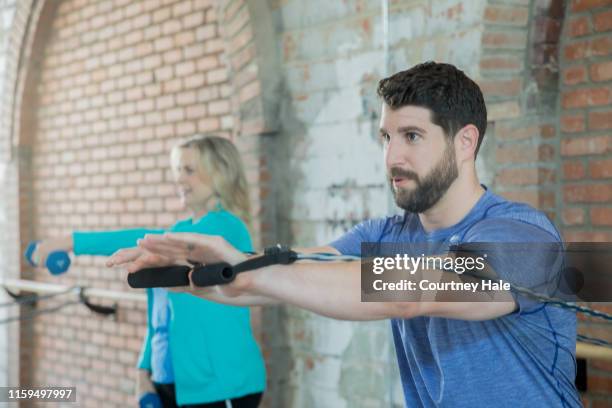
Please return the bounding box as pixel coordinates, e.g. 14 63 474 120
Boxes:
112 62 581 408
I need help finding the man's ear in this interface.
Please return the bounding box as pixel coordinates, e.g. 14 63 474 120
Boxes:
454 125 479 161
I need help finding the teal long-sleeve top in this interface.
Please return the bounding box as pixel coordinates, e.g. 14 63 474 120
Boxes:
72 209 266 405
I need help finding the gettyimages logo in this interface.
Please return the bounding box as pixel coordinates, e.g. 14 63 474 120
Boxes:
372 253 487 275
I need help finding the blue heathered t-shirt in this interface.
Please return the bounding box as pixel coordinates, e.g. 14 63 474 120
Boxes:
330 188 581 407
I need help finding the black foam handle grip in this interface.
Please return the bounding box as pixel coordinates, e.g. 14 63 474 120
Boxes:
128 265 191 288
191 262 236 287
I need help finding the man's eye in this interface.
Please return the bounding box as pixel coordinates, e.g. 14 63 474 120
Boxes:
380 133 390 143
405 132 420 142
184 167 194 174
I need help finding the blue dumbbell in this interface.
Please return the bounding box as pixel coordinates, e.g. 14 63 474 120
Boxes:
139 392 162 408
24 241 71 275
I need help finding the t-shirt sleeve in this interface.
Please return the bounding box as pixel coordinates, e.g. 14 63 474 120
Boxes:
462 218 564 314
329 218 389 256
73 228 165 256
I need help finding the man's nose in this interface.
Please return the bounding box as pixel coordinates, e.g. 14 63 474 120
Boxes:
385 136 408 168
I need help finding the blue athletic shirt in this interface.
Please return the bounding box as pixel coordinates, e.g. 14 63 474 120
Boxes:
330 187 581 407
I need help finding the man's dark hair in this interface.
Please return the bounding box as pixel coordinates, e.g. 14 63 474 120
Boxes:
377 62 487 157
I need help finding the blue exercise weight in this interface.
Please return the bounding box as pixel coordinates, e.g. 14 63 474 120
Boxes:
24 241 38 266
24 241 71 275
139 392 162 408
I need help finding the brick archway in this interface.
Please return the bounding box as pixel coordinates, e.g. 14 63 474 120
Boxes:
7 0 278 247
1 0 278 402
0 0 56 389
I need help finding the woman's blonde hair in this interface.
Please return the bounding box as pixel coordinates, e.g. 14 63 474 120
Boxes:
173 135 251 224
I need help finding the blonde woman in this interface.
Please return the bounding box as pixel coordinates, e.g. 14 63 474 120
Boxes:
33 135 265 407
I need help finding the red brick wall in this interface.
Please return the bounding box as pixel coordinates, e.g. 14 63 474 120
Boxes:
484 0 560 217
8 0 610 405
20 0 234 406
483 0 612 403
560 1 612 406
561 0 612 242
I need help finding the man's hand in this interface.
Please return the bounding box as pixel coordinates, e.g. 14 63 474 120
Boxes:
106 247 142 267
138 233 248 266
107 233 247 271
106 247 176 273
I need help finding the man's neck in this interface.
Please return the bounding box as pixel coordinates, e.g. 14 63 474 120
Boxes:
418 177 485 233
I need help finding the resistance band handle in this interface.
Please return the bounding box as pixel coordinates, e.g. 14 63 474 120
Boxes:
127 265 191 288
191 262 236 287
128 245 298 288
128 263 236 288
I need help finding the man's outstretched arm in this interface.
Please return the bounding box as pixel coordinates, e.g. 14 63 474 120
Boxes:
231 260 515 321
237 261 418 321
110 233 515 321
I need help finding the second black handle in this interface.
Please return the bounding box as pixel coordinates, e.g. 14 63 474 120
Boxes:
128 265 191 288
191 262 236 287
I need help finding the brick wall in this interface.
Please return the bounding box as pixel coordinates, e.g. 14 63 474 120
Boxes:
560 0 612 242
18 0 235 406
267 1 489 406
486 0 562 217
0 0 610 406
217 0 281 249
559 0 612 406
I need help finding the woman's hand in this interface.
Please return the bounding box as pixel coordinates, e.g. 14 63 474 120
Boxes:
135 369 156 402
33 236 73 266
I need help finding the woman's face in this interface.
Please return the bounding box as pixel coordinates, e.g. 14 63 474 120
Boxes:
171 147 215 211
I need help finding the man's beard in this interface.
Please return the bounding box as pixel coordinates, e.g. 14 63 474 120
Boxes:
388 144 458 213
